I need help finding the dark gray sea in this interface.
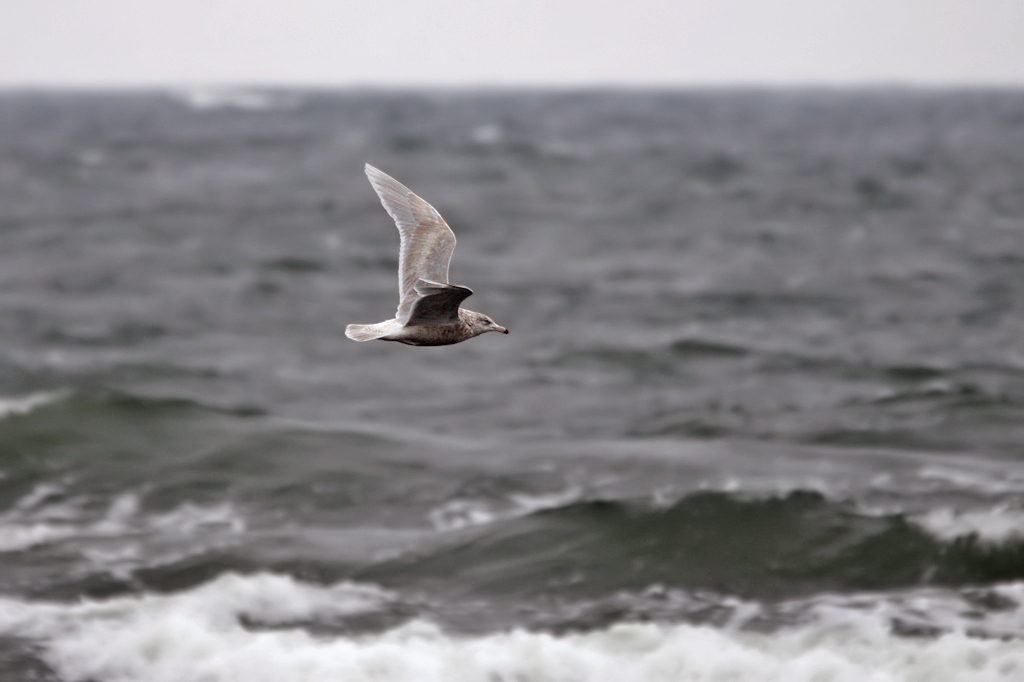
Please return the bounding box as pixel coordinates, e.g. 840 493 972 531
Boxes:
1 89 1023 681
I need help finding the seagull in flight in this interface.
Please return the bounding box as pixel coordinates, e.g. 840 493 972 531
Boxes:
345 165 509 346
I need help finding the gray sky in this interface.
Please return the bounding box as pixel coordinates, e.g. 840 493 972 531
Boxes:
3 0 1023 87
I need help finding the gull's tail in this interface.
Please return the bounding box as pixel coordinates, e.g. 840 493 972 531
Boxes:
345 321 393 342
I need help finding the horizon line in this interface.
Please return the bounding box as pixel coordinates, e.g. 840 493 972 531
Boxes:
2 80 1024 94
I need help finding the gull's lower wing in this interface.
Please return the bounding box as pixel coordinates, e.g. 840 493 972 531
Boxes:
405 280 473 326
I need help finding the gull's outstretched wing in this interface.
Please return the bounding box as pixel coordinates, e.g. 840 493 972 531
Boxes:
406 279 473 326
365 164 457 322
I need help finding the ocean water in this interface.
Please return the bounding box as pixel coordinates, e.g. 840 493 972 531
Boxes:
0 88 1023 681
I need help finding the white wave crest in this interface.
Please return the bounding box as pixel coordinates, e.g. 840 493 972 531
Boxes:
1 574 1024 682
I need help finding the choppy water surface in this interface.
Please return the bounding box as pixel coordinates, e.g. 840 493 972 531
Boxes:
1 89 1024 681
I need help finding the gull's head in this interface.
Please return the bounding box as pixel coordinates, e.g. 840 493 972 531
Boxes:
465 310 509 337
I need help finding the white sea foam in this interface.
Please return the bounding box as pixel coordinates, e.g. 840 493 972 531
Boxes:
0 390 68 418
0 488 245 554
539 139 592 160
0 574 1023 682
772 582 1024 641
428 499 497 531
914 506 1024 543
11 482 67 512
174 88 301 111
917 465 1024 495
0 523 78 552
469 123 503 146
429 487 582 531
508 487 584 514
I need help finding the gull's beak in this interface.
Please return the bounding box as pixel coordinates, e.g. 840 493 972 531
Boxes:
496 325 509 334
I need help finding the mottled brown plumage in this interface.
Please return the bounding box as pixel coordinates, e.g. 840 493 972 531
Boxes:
345 165 508 346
